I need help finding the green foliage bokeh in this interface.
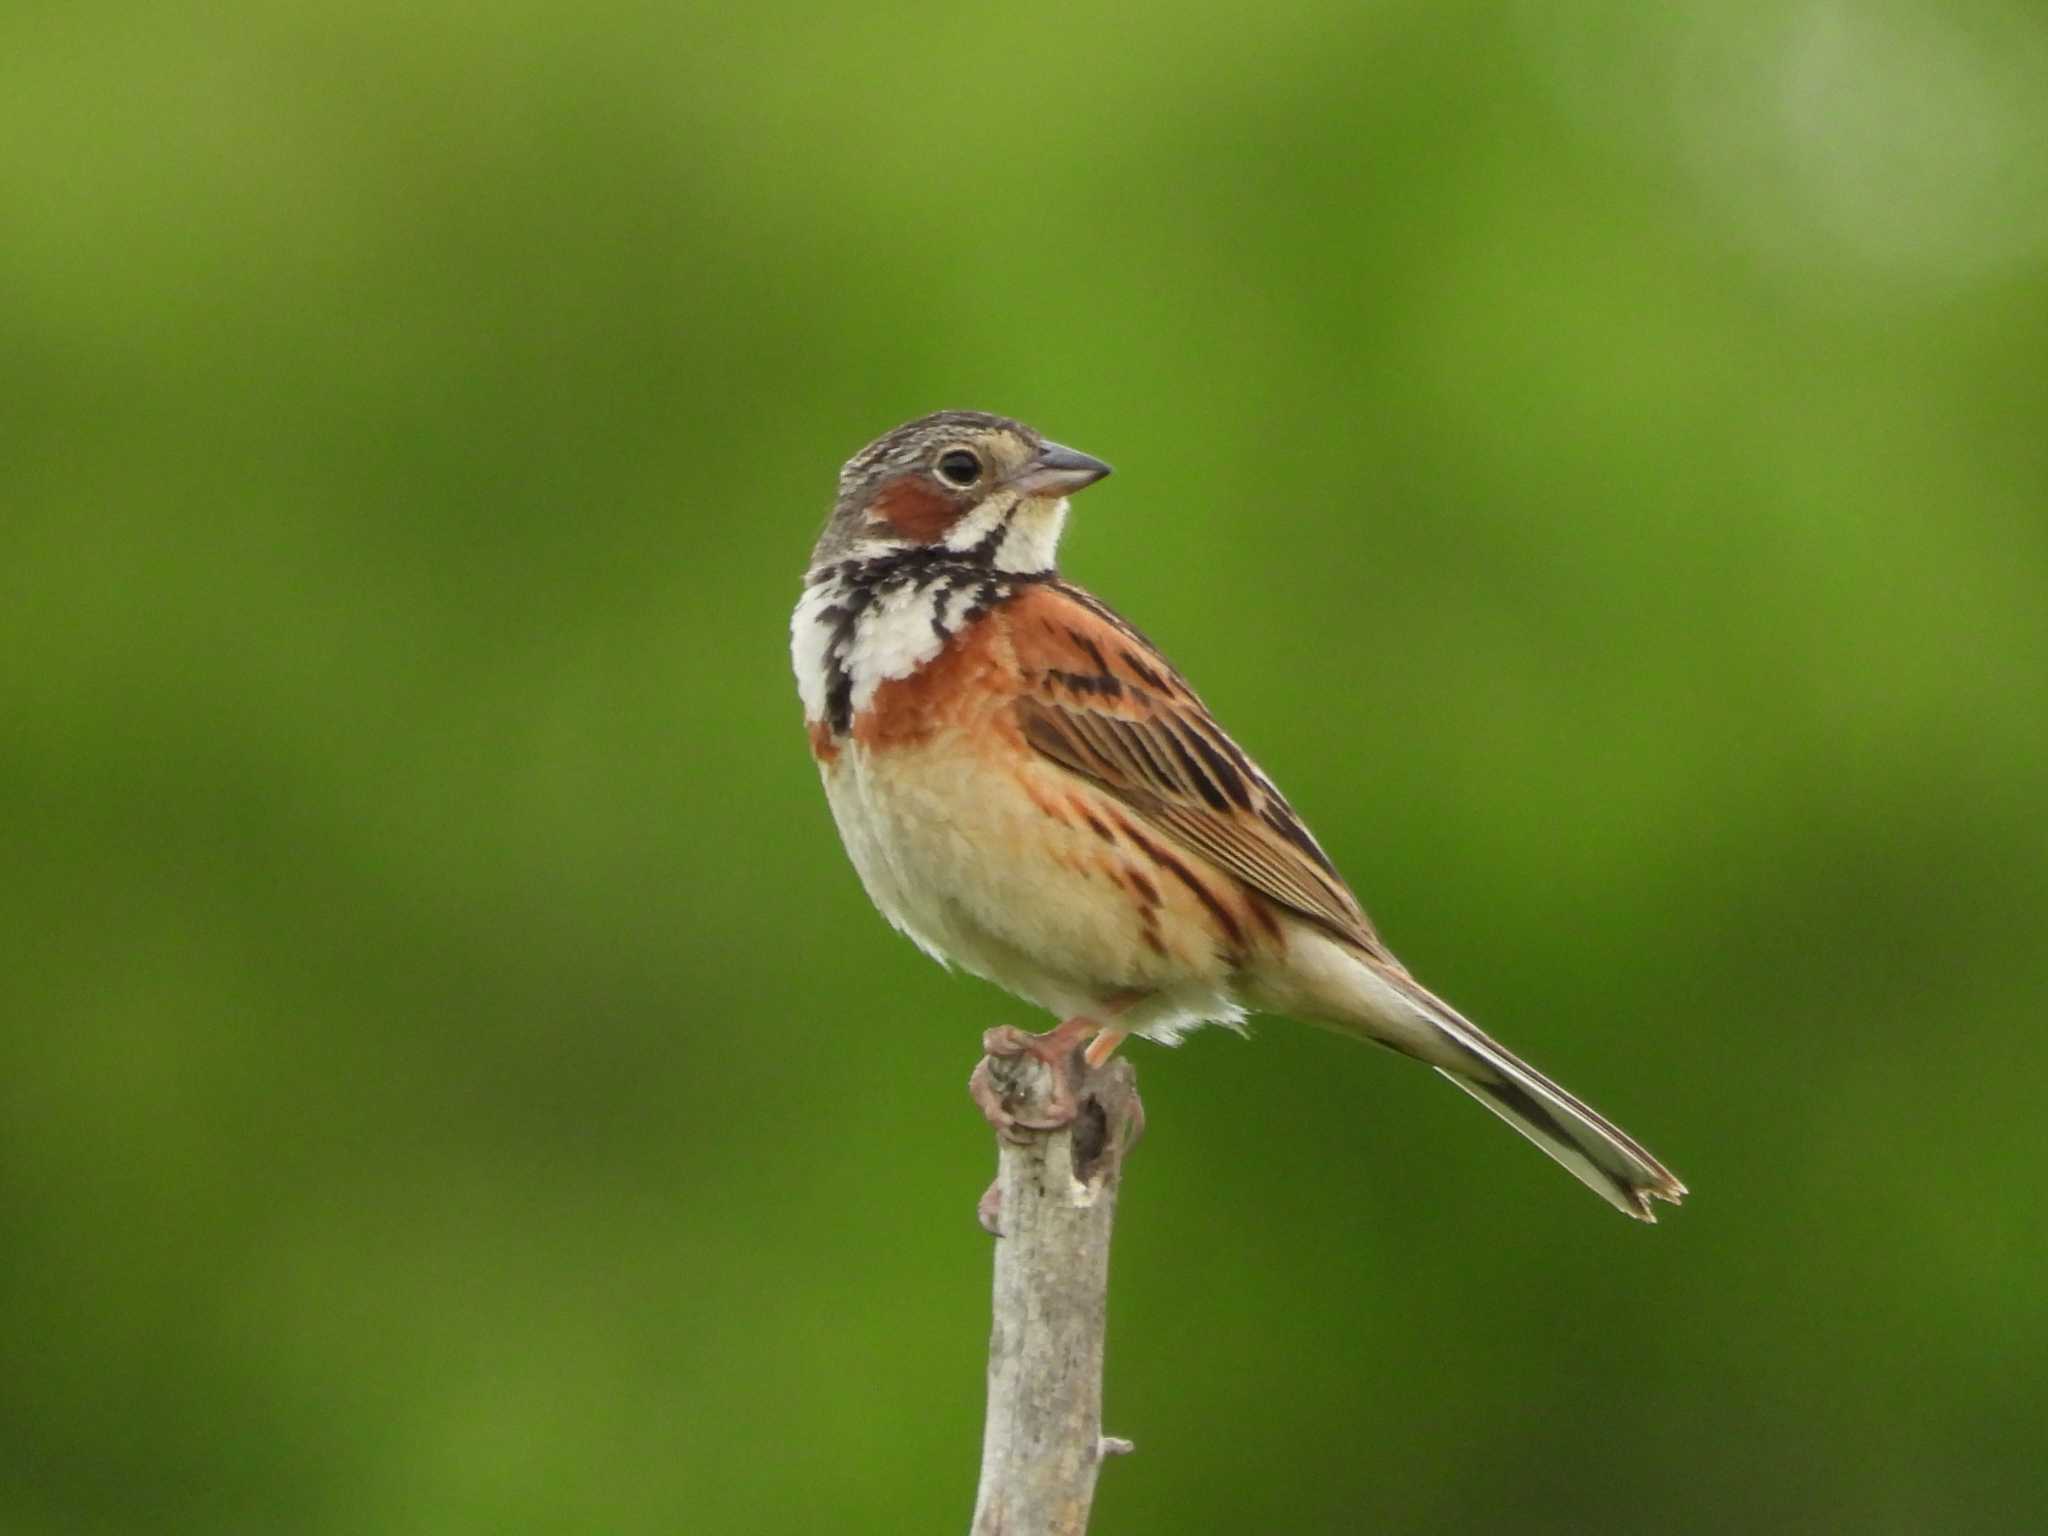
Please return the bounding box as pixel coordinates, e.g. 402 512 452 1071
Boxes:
5 1 2047 1531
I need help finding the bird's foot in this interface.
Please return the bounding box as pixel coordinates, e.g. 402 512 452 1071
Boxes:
971 1017 1146 1231
968 1018 1095 1144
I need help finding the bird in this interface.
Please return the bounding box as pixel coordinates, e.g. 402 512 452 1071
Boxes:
791 410 1685 1220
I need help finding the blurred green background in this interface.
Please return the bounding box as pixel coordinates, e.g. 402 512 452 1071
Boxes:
6 0 2047 1531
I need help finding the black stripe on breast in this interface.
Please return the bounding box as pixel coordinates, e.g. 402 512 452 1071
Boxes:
815 552 1031 736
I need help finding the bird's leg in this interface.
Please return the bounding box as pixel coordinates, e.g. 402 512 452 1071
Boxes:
1083 1026 1130 1069
970 998 1145 1143
970 1015 1098 1143
973 1008 1147 1233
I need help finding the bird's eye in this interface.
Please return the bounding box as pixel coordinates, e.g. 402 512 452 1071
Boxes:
936 448 982 487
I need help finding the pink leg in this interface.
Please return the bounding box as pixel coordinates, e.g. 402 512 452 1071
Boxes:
1084 1026 1130 1069
969 1015 1098 1142
969 1000 1146 1143
972 1007 1148 1233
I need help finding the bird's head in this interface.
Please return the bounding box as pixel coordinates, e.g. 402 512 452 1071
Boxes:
810 410 1111 577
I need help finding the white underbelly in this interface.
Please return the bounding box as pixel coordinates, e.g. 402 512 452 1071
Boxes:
817 737 1248 1041
822 742 1076 1008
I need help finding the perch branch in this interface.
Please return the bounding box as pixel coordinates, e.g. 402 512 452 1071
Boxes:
970 1041 1142 1536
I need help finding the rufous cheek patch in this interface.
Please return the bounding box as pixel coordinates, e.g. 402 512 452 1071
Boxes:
871 476 959 542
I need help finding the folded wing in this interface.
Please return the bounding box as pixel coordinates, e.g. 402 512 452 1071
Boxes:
1006 582 1395 964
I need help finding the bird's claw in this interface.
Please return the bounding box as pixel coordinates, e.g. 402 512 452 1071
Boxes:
971 1024 1086 1141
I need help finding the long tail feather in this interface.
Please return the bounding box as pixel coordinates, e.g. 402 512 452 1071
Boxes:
1387 972 1686 1221
1436 1058 1686 1221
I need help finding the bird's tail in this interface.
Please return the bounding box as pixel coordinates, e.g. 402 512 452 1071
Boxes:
1309 949 1687 1220
1422 985 1684 1221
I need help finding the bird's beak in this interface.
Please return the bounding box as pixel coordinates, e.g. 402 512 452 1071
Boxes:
1011 442 1112 497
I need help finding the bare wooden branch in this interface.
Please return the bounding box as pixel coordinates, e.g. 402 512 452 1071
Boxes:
970 1046 1142 1536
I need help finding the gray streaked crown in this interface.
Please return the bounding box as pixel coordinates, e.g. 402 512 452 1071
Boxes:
834 410 1042 511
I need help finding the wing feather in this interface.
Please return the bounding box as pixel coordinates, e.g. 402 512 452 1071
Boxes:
1006 583 1390 959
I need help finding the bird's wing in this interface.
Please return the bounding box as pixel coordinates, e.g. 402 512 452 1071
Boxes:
1003 581 1394 961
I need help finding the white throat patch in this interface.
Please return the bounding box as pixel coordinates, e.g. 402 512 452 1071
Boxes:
792 564 1010 729
792 495 1068 733
990 497 1068 574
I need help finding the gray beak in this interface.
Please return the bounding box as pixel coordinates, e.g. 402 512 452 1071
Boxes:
1011 441 1112 497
